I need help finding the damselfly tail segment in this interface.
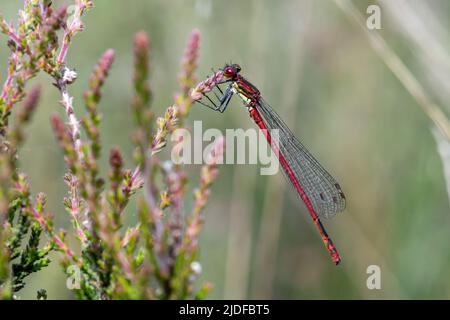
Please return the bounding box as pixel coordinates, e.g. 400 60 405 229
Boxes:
249 106 342 265
191 63 346 265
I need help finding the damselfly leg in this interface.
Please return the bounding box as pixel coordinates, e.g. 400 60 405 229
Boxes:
195 71 234 113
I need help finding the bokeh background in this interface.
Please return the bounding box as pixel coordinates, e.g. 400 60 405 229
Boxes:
1 0 450 299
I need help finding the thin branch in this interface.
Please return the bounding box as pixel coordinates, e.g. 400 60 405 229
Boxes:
334 0 450 141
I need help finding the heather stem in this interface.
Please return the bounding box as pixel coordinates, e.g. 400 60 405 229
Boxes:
60 90 84 162
175 29 201 118
131 31 153 167
0 19 21 47
57 1 93 65
0 75 13 102
188 136 224 247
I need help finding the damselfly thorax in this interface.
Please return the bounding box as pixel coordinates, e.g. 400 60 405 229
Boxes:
231 81 256 108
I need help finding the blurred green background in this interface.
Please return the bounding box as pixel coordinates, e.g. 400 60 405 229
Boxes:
1 0 450 299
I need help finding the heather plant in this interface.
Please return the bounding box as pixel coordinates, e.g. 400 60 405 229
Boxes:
0 0 223 300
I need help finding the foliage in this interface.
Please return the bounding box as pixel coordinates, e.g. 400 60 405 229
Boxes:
0 0 222 299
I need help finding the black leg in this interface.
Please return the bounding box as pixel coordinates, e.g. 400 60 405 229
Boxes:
193 79 235 113
218 84 234 113
211 88 222 104
196 99 220 111
215 83 224 95
203 92 217 107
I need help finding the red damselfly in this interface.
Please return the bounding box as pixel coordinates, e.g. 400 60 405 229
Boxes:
191 64 346 265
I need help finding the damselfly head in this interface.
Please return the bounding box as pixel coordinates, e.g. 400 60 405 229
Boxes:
222 64 241 79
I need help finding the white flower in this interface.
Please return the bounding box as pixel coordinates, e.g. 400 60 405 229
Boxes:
19 10 29 23
162 160 173 172
62 67 78 84
190 261 202 275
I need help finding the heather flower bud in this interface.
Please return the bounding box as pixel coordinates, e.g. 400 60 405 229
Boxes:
190 70 224 101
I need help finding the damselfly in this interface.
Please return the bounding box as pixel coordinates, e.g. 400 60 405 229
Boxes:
191 64 346 265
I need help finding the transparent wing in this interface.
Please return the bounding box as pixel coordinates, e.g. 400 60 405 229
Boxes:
255 98 346 218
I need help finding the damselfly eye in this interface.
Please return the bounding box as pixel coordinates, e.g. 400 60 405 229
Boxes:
223 66 235 78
